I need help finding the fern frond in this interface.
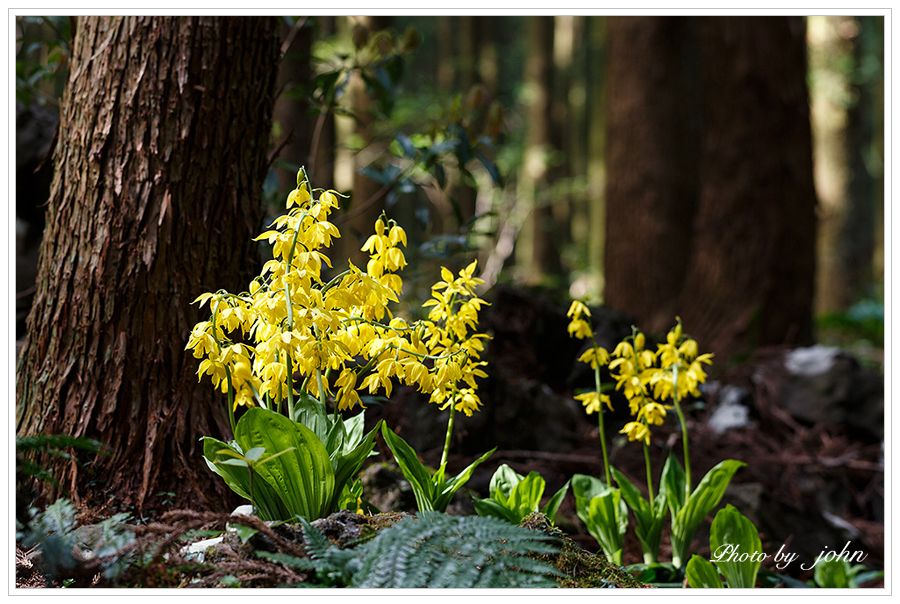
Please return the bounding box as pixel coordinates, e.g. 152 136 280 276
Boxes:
351 512 561 588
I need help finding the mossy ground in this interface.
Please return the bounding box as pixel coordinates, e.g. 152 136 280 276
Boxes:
520 512 650 589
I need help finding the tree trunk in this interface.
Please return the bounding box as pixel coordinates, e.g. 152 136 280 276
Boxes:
842 15 881 303
311 16 337 190
273 17 315 204
517 16 561 284
585 16 607 296
604 16 701 333
604 16 817 361
678 16 817 357
16 16 280 511
335 15 392 267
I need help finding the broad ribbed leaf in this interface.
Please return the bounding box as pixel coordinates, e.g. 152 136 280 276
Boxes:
489 464 524 505
571 473 610 504
234 407 334 520
577 486 628 566
472 496 520 523
540 480 570 523
686 554 725 588
507 472 545 519
381 424 436 510
202 436 292 521
671 459 745 568
292 391 329 442
327 420 381 513
614 468 666 563
659 453 687 518
710 504 762 588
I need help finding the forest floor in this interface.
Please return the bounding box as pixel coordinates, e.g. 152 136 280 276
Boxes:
14 288 885 589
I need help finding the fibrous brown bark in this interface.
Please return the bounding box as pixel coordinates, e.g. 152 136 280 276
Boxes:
604 16 816 360
677 17 817 356
16 16 280 510
604 16 700 332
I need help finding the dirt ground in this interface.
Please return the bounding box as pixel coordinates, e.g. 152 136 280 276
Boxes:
15 287 885 588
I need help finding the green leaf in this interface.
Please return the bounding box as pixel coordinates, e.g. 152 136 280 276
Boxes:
571 473 610 505
489 464 524 505
292 391 329 443
613 468 666 563
202 437 292 521
686 554 725 588
433 447 495 512
659 453 687 518
576 486 628 566
244 447 266 462
472 496 520 524
219 458 250 467
506 472 545 519
232 524 259 544
710 504 762 588
540 480 570 524
327 420 381 514
395 133 417 158
813 558 859 588
234 408 335 521
671 459 746 568
381 424 436 511
340 412 367 455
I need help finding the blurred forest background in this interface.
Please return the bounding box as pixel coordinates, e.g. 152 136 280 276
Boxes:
16 14 885 354
14 15 884 511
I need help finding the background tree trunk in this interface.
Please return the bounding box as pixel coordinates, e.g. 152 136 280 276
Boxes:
677 16 817 357
335 15 392 267
16 16 280 511
604 16 700 333
842 15 881 303
604 16 817 360
273 17 315 204
517 16 561 284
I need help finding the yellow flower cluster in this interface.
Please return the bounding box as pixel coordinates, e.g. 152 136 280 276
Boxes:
564 302 712 448
611 321 711 446
186 176 490 418
609 331 668 446
566 300 612 415
650 320 714 402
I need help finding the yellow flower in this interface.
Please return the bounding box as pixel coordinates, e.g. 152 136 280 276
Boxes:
567 318 593 340
454 388 482 416
575 391 612 415
567 299 591 320
637 401 671 426
612 340 633 359
578 346 610 369
620 421 650 445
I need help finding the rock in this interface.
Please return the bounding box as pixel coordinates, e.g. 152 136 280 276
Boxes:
781 345 883 441
358 462 418 514
706 384 754 435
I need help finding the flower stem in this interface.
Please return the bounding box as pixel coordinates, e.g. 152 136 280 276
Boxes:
285 355 295 421
671 365 691 494
440 401 457 471
594 363 612 486
643 442 655 506
316 368 327 410
225 369 236 438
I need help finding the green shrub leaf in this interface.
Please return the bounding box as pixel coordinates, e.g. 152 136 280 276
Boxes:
671 459 745 568
234 407 334 521
709 504 762 588
686 554 725 588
